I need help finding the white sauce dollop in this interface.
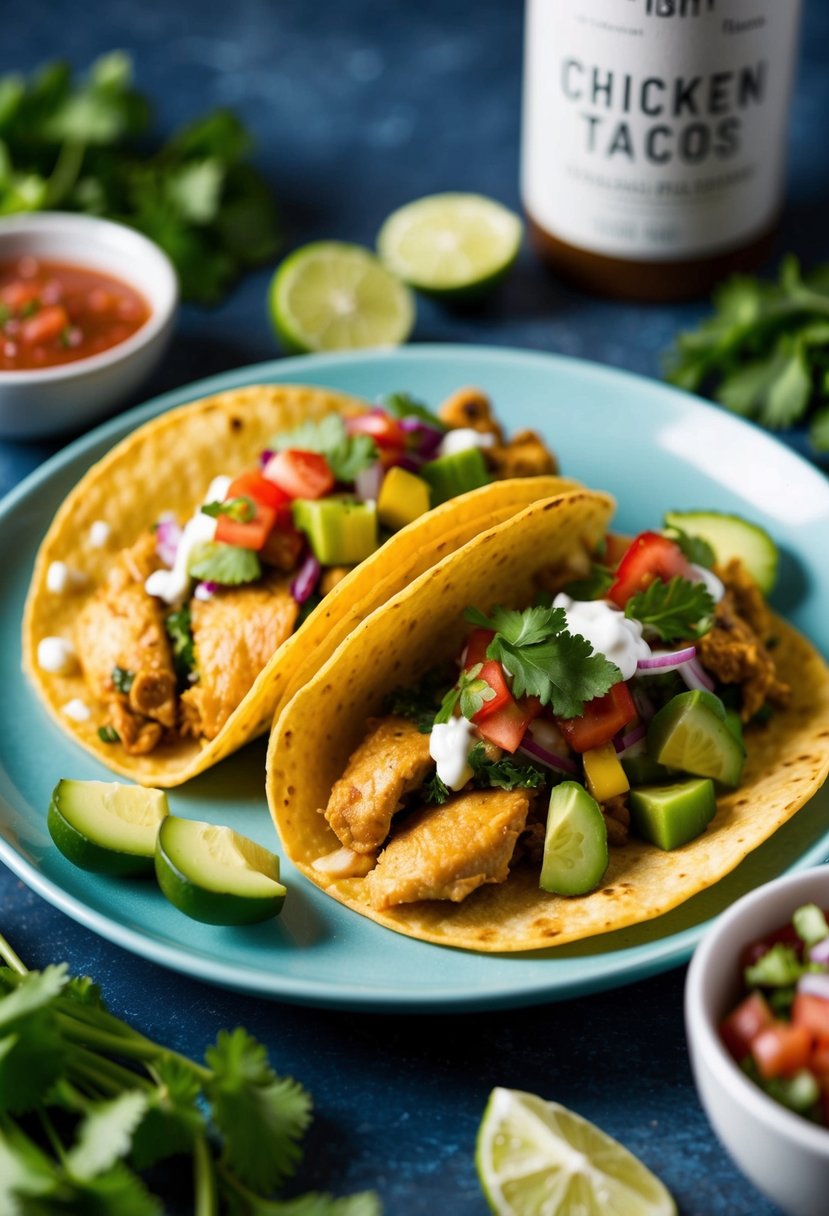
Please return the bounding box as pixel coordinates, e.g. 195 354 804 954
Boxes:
437 428 496 458
46 561 86 594
690 563 725 603
37 636 78 675
553 593 652 681
61 698 91 722
88 520 112 548
429 717 478 791
143 475 233 605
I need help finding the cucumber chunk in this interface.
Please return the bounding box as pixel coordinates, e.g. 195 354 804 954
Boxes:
647 690 746 788
48 779 168 877
663 509 778 594
539 781 608 897
155 816 286 925
620 754 677 787
420 447 490 506
293 496 378 565
628 778 716 850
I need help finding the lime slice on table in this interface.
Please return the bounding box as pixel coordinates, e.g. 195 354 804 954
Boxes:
269 241 415 354
377 192 523 299
476 1088 677 1216
155 816 287 925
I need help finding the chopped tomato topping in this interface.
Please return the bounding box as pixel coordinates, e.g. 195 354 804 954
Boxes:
470 661 514 724
751 1022 813 1079
793 993 829 1041
475 695 542 754
556 682 636 754
215 502 276 551
346 411 407 449
264 450 335 500
20 304 70 346
463 628 495 670
607 531 694 607
719 991 775 1061
227 470 291 512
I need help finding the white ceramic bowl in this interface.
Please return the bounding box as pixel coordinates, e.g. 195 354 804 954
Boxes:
0 212 178 439
686 866 829 1216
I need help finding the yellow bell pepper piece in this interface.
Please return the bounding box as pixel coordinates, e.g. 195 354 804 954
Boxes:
582 742 630 803
377 466 431 531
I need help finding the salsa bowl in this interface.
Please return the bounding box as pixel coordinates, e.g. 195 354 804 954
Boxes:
685 866 829 1216
0 212 177 439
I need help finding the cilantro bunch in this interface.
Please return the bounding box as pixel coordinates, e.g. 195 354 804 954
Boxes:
0 53 281 303
664 256 829 452
0 933 379 1215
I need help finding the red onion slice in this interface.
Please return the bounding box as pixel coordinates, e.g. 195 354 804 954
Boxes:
810 937 829 965
519 737 579 776
355 461 385 502
399 416 444 457
613 724 647 755
798 973 829 1000
679 655 716 693
154 512 182 568
291 553 321 605
194 581 218 602
637 646 696 672
259 447 275 468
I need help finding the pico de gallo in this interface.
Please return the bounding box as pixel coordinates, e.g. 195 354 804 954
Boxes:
364 512 789 904
0 257 149 371
721 904 829 1126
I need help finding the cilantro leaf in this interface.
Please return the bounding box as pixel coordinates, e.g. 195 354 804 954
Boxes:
220 1180 383 1216
662 525 716 570
561 563 615 601
380 391 446 431
423 772 451 805
625 576 715 642
467 742 546 792
164 606 196 683
130 1057 204 1170
61 1162 163 1216
384 665 456 733
188 541 261 586
67 1092 149 1179
809 404 829 452
201 496 256 523
434 664 496 725
466 603 568 648
272 415 377 483
205 1028 312 1194
111 666 135 694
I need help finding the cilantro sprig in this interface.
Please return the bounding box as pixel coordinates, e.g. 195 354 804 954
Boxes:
164 606 196 684
464 604 621 719
201 496 256 523
0 54 281 304
434 664 496 724
187 540 261 586
664 256 829 452
467 743 546 792
0 935 380 1215
625 576 715 643
271 415 377 483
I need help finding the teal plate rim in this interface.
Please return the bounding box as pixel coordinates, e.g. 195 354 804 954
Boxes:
2 344 828 1012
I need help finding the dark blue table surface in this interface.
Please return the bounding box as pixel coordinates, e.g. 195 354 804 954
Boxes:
3 3 828 1213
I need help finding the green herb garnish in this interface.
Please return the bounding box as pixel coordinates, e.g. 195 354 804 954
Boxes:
663 525 716 570
0 54 281 304
97 725 120 744
624 576 715 642
0 934 379 1214
665 255 829 452
464 604 621 719
384 666 454 733
187 541 261 586
272 414 376 483
201 496 256 523
380 391 446 431
561 563 614 601
423 773 452 805
111 666 135 694
793 903 829 948
744 943 806 989
434 663 496 725
164 606 196 683
467 742 546 792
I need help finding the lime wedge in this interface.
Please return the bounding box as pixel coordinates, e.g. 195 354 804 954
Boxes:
476 1088 677 1216
269 241 415 354
377 193 523 299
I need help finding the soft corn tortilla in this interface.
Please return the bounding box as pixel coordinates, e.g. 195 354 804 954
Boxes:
23 383 579 787
267 490 829 953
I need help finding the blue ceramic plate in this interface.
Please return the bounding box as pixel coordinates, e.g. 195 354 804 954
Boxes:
2 346 828 1011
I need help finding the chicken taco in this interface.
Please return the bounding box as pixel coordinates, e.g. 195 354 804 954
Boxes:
23 382 574 787
267 492 829 952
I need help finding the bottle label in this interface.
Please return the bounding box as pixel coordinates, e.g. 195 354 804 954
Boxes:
521 0 802 261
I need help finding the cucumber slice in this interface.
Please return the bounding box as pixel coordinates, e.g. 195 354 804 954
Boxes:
155 817 286 925
539 781 608 897
420 447 490 506
647 690 746 788
48 779 168 877
663 509 779 594
628 778 716 851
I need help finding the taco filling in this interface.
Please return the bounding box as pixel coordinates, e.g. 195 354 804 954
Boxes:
36 387 557 757
311 525 792 909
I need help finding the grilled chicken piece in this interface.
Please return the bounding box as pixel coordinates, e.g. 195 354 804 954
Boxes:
180 574 299 740
324 716 434 854
486 429 559 479
367 788 530 910
437 386 504 441
74 541 177 753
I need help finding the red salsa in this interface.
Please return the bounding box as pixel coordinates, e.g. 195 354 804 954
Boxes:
0 257 150 371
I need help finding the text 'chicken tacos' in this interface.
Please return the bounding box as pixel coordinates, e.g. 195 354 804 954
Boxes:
266 491 829 953
23 382 575 787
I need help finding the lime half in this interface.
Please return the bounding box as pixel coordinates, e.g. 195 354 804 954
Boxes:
269 241 415 354
476 1088 677 1216
377 193 523 299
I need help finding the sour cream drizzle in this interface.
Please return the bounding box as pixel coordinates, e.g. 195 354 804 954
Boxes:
437 427 496 458
144 475 232 605
429 717 478 791
553 593 651 681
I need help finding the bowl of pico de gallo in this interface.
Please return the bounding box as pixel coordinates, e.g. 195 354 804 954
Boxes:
0 211 177 439
686 866 829 1216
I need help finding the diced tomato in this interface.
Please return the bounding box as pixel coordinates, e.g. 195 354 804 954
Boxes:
377 445 408 471
470 660 514 723
215 501 276 551
463 629 495 669
751 1022 813 1079
227 470 291 512
719 991 775 1061
476 695 542 754
809 1040 829 1083
20 304 70 346
793 993 829 1041
607 531 694 607
556 682 636 754
264 450 335 500
346 411 407 449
